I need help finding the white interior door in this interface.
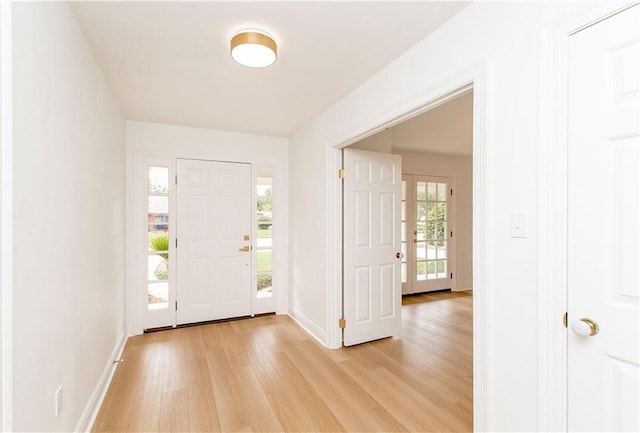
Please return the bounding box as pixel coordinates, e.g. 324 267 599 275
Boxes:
343 149 402 346
567 5 640 431
176 159 252 325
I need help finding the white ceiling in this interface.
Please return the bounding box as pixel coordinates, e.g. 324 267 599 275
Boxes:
70 1 470 137
390 90 473 155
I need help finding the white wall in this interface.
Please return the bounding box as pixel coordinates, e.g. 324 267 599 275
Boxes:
289 1 593 430
12 3 126 431
400 151 472 291
349 129 393 153
125 121 289 334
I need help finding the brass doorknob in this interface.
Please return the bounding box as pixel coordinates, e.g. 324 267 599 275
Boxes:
571 318 599 336
239 246 251 252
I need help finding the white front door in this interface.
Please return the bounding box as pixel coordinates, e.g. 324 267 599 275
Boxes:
567 5 640 431
176 159 252 325
343 149 402 346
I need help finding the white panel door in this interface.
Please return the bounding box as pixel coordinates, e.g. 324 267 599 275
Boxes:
567 5 640 431
176 159 252 325
343 149 402 346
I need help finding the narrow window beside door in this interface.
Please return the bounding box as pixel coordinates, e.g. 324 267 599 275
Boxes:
256 176 273 298
147 166 170 310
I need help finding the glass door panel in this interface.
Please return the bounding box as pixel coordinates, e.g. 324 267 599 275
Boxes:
401 176 412 293
256 176 273 299
147 165 170 311
407 175 453 293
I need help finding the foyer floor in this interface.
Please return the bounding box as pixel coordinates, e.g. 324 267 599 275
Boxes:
93 290 472 432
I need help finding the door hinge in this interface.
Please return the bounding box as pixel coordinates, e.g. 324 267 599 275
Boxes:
175 301 178 311
450 230 453 238
339 318 346 329
338 168 346 179
450 188 453 196
450 272 453 279
175 174 178 185
175 238 178 248
563 312 568 328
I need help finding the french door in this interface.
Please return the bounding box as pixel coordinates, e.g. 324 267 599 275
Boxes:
401 175 453 294
176 159 252 325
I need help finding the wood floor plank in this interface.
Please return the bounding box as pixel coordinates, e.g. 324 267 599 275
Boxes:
205 341 283 432
251 349 346 432
337 360 452 432
185 358 221 432
92 339 145 432
127 374 163 432
158 389 190 432
161 335 187 394
93 290 473 433
284 336 410 432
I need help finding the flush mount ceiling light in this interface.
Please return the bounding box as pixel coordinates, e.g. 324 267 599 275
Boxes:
230 30 277 68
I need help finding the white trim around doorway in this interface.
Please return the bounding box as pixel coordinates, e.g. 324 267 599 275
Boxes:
325 61 494 432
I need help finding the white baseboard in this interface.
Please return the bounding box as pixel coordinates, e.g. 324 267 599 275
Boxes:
289 306 327 347
74 327 128 433
454 282 473 292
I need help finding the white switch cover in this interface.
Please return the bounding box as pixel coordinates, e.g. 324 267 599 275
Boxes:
510 212 528 238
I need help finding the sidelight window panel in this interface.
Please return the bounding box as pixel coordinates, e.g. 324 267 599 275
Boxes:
257 176 273 298
147 165 170 310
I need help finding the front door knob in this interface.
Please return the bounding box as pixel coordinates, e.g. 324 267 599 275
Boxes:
571 318 599 336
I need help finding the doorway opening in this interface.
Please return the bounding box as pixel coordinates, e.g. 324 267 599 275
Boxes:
331 70 487 428
344 87 474 424
346 87 473 293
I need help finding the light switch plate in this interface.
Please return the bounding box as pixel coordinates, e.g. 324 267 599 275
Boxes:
510 212 528 238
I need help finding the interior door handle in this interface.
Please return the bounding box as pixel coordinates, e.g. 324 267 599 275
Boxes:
396 252 404 259
571 318 599 336
239 246 251 252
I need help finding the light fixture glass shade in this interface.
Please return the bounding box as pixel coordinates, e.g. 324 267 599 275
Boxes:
230 31 277 68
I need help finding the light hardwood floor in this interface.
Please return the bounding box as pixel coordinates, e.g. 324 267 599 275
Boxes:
93 290 472 432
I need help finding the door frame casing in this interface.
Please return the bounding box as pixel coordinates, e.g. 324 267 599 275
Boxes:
537 2 639 430
326 62 492 431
